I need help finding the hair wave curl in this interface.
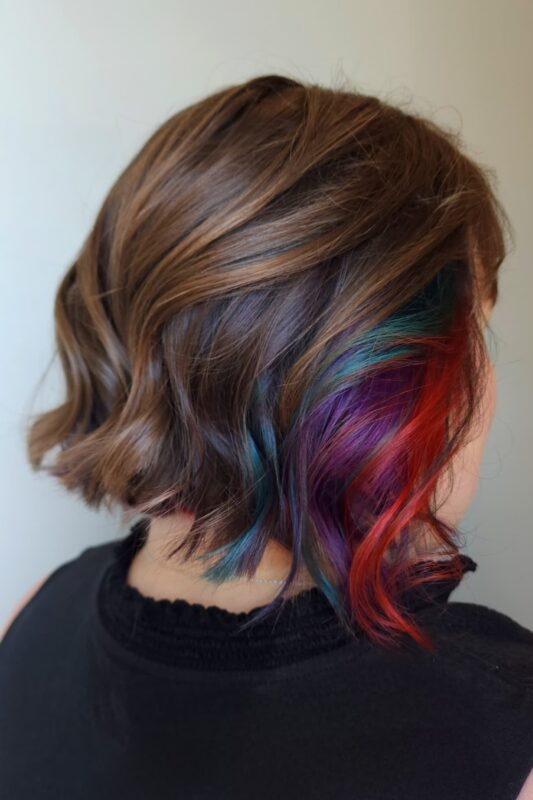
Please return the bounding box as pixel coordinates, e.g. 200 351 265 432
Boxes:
26 73 512 650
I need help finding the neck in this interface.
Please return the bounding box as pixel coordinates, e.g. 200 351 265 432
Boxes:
125 510 450 614
125 511 319 614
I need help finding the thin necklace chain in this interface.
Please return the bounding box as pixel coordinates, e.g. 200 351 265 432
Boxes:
140 543 314 587
139 541 456 588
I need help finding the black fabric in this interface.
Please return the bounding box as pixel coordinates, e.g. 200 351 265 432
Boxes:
0 519 532 800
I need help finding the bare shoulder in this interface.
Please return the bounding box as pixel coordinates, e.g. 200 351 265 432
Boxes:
0 573 51 643
517 769 533 799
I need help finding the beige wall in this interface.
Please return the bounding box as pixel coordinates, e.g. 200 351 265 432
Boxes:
1 0 531 625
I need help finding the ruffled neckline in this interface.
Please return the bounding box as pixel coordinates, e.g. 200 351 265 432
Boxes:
96 517 477 671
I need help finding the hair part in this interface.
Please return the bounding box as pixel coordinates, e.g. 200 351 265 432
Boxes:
26 73 512 650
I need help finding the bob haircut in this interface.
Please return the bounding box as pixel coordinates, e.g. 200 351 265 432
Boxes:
27 73 511 651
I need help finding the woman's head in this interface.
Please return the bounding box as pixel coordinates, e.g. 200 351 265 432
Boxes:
27 73 510 649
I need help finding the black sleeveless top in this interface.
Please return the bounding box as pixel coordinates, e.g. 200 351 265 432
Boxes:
1 518 532 799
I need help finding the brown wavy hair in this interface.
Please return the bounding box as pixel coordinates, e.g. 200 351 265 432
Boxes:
26 73 511 649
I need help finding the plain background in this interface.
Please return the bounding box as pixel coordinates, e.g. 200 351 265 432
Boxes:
0 0 531 628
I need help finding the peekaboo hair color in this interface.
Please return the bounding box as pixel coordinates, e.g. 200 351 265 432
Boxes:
26 73 511 650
